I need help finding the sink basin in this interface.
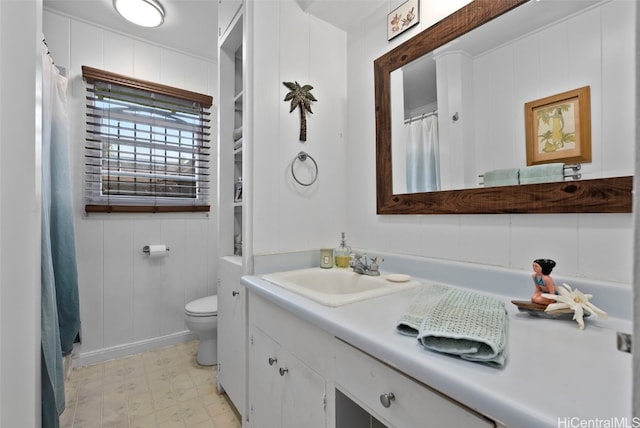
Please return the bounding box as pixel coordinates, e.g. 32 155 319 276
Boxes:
262 267 419 307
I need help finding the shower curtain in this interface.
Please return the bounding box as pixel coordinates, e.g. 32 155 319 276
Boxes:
406 115 440 193
41 42 81 428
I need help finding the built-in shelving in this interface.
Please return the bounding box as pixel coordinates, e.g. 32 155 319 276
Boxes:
219 10 244 259
217 2 249 422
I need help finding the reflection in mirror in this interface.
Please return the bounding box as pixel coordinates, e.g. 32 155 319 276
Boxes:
388 0 635 194
375 0 633 214
391 54 439 194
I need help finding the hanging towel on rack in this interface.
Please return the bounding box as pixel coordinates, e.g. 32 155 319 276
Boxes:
519 163 565 184
482 168 519 187
397 285 508 367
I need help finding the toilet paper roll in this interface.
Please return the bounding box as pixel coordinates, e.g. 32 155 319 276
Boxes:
147 244 168 258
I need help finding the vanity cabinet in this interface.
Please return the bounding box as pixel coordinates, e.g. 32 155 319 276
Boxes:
248 292 335 428
334 339 496 428
216 257 246 416
250 326 326 427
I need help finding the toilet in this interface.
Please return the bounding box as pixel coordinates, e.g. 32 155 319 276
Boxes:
184 295 218 366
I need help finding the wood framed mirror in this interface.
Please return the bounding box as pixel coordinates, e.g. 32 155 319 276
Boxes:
374 0 632 214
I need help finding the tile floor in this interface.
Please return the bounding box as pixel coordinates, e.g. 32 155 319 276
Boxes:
60 341 242 428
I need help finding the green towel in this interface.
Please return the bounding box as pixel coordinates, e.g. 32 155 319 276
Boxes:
483 168 519 187
397 285 508 367
519 163 564 184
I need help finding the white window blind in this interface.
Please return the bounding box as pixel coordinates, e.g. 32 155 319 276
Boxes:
82 66 213 213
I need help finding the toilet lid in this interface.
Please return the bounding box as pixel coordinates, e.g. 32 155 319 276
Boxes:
185 295 218 316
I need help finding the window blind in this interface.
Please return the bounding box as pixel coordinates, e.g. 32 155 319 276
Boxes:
82 66 213 213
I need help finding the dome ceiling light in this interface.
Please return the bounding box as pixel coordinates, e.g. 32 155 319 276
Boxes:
113 0 165 28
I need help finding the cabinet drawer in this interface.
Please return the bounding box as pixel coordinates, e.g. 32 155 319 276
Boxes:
334 340 495 428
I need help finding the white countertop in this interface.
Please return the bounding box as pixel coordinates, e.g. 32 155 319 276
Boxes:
241 273 632 428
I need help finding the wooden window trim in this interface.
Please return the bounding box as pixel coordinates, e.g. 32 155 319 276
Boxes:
82 66 213 107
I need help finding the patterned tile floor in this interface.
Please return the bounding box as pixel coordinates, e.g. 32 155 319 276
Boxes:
60 341 241 428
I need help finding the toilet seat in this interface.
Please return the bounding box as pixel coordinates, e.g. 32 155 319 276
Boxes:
185 295 218 317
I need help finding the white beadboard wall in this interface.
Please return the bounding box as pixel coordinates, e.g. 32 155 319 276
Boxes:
43 10 218 360
251 1 349 254
345 0 635 286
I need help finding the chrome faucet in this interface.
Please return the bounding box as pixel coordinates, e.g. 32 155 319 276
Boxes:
350 253 384 276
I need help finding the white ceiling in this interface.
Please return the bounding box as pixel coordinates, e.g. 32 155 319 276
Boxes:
295 0 387 31
43 0 387 61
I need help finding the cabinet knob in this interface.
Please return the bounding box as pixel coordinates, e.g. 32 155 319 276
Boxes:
279 367 289 376
232 290 240 296
379 392 395 408
268 357 277 366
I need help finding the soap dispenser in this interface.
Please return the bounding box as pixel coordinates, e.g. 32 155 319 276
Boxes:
334 232 351 268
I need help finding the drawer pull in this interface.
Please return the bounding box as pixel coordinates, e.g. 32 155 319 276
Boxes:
268 357 277 366
232 290 240 296
279 367 289 376
379 392 395 408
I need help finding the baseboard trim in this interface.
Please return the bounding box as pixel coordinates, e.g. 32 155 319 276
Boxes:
71 331 197 368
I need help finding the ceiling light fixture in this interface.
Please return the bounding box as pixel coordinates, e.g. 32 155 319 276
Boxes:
113 0 165 28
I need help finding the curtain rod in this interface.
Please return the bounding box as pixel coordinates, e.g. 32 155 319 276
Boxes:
404 110 438 124
42 38 53 61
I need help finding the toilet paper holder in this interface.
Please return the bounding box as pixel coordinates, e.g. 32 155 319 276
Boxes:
142 245 170 254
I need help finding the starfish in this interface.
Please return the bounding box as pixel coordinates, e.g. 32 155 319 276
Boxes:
542 283 608 330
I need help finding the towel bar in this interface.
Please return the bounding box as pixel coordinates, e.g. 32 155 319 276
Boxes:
563 164 581 180
479 163 582 185
291 151 318 186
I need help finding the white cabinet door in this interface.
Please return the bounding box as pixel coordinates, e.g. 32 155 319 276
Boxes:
250 326 327 428
249 326 281 428
281 351 326 428
217 257 245 413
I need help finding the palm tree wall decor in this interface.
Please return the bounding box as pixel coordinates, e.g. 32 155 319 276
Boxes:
283 81 317 141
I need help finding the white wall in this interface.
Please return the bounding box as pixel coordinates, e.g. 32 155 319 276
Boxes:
250 1 349 255
43 10 218 361
346 0 634 286
0 1 41 426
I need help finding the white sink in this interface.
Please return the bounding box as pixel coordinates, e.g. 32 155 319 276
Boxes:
262 267 419 307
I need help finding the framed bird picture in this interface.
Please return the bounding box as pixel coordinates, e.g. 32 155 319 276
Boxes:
387 0 419 41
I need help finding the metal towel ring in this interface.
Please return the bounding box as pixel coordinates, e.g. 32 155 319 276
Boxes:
291 151 318 186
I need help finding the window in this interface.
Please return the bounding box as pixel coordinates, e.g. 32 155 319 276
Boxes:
82 66 213 213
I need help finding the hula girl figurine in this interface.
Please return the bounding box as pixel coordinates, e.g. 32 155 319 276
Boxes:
531 259 557 305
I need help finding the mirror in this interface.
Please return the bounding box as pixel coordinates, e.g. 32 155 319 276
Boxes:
375 0 632 214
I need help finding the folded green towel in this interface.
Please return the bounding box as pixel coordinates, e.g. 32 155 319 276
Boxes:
483 168 519 187
519 163 564 184
397 285 508 367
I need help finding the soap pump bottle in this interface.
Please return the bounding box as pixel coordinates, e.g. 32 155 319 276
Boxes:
334 232 351 268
